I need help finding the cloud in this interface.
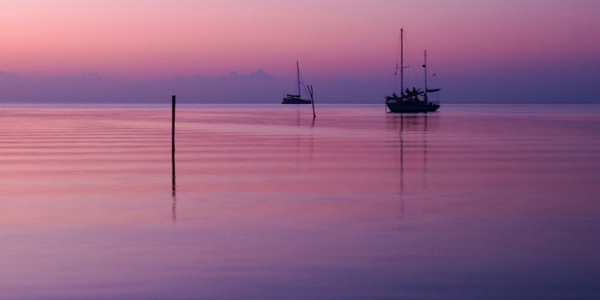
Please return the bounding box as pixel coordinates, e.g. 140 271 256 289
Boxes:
0 69 390 104
0 70 284 103
1 65 598 104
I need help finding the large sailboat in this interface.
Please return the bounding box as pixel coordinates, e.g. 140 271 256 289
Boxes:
282 61 312 104
386 29 440 113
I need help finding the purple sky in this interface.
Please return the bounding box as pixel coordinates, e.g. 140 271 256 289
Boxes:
1 0 599 103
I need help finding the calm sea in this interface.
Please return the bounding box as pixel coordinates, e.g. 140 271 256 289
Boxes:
1 104 599 299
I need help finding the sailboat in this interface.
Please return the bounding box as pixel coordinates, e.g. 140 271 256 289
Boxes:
282 61 312 104
386 29 440 113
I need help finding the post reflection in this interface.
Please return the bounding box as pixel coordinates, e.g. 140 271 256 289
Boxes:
294 110 316 169
171 135 177 224
172 162 176 223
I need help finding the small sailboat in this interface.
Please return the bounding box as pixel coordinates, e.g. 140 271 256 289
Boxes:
386 29 440 113
282 61 312 104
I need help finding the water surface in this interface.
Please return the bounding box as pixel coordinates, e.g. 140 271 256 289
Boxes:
1 104 599 299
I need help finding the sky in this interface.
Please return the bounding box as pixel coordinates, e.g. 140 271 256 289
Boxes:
1 0 599 103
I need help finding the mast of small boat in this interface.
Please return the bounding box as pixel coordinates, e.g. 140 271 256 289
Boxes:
423 50 428 104
296 61 301 97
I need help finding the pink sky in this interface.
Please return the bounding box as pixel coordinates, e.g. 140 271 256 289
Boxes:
1 0 599 102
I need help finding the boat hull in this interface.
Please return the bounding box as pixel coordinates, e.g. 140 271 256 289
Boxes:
282 98 312 104
386 102 440 113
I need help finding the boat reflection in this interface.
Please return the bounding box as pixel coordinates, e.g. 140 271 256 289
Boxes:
386 114 438 216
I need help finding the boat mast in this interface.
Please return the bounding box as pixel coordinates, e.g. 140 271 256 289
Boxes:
296 61 301 97
423 50 427 103
400 29 404 96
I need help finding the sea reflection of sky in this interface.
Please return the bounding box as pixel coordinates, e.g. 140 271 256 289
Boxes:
0 104 599 299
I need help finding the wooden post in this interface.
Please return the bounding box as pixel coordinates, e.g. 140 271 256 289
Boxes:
172 95 176 156
171 94 176 181
171 95 176 222
171 95 176 191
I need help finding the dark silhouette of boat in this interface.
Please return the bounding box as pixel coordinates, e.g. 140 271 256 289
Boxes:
386 29 441 113
282 61 312 104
